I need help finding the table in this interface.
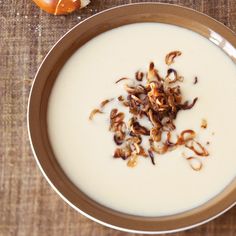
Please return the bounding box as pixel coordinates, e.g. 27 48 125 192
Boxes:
0 0 236 235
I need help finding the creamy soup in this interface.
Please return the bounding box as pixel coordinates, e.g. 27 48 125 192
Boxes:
47 23 236 216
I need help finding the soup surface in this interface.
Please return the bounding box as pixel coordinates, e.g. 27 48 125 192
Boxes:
47 23 236 216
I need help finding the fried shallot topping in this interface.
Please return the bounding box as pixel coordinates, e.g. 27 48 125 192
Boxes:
100 98 114 108
165 50 182 66
115 77 129 84
201 119 207 129
89 51 209 170
182 153 203 171
89 109 103 120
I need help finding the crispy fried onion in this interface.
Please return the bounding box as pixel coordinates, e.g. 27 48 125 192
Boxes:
149 139 168 154
165 68 184 84
114 146 131 160
114 139 147 167
179 98 198 110
115 77 129 84
165 51 182 66
89 52 209 169
135 71 144 81
149 129 208 160
147 62 162 82
148 149 155 165
201 119 207 129
100 98 114 108
110 109 126 145
182 153 203 171
89 98 113 120
124 84 146 94
127 154 138 167
187 157 202 171
128 117 150 136
89 109 103 120
185 140 209 156
150 127 162 142
178 130 196 145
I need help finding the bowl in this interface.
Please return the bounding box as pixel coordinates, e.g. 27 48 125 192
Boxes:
27 3 236 234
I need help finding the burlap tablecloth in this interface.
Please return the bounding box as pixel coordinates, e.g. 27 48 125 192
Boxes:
0 0 236 235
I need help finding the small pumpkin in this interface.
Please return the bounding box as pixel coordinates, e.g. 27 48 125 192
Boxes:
32 0 90 15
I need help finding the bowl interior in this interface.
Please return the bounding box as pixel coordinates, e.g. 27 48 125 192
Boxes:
28 3 236 233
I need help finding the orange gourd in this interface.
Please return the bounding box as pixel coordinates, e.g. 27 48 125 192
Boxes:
32 0 89 15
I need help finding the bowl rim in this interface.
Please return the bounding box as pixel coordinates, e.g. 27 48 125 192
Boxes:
27 2 236 234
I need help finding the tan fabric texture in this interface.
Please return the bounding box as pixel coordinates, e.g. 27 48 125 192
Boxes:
0 0 236 235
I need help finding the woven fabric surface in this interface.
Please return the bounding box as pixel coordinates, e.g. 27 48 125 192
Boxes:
0 0 236 235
